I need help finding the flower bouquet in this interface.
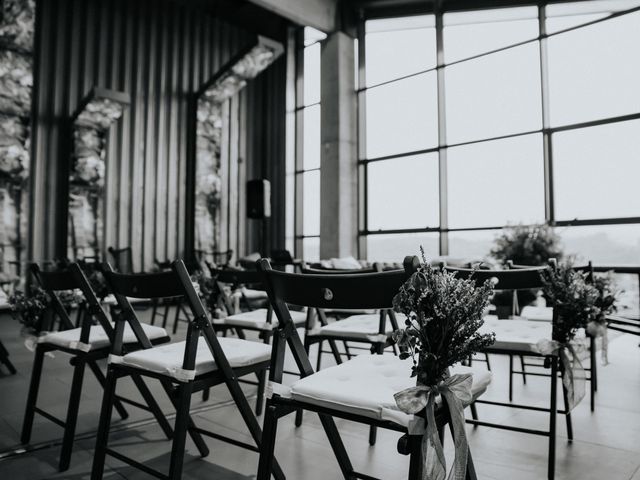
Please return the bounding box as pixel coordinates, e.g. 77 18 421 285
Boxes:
392 248 495 479
539 263 615 409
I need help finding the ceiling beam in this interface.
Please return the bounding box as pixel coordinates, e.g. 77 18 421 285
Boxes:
246 0 338 32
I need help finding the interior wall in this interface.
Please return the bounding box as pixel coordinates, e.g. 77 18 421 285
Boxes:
29 0 267 271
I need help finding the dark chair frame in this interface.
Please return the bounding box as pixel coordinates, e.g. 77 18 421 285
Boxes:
256 256 478 480
107 246 134 274
150 258 194 335
444 264 569 480
22 262 171 472
91 260 284 480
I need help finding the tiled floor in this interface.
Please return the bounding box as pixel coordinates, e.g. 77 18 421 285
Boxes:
1 308 640 479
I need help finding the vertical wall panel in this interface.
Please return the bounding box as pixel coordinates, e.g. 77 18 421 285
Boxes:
30 0 278 270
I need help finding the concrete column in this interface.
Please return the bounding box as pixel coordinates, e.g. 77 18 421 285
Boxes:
320 31 358 259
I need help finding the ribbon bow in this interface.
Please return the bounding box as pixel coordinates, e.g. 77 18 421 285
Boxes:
533 339 586 411
586 320 608 365
394 373 473 480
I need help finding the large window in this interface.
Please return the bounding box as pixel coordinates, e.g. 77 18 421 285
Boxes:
295 27 325 261
359 2 640 265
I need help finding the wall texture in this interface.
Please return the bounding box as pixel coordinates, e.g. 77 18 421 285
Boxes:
29 0 288 271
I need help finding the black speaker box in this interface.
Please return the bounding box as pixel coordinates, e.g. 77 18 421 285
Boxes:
247 179 271 219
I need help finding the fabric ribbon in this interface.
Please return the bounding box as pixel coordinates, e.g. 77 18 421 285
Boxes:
586 321 609 365
394 373 473 480
533 339 586 411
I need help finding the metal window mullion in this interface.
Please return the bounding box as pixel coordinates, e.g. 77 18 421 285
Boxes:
435 3 448 256
294 29 305 258
357 10 368 259
538 4 554 225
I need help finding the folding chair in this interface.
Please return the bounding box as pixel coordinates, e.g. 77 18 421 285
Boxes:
0 339 16 374
203 265 307 412
91 260 284 480
150 258 195 334
22 262 170 471
444 264 570 480
256 256 491 480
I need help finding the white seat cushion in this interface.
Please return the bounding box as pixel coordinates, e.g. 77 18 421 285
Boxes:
242 288 268 301
309 313 406 341
520 306 553 322
480 316 551 353
288 354 491 427
39 323 168 352
110 336 271 381
214 308 307 330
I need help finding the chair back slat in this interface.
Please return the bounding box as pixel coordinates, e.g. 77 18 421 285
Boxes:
208 265 264 286
101 265 184 299
31 265 79 291
444 265 548 291
299 262 380 275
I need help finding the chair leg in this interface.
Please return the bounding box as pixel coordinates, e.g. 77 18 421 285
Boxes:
0 340 16 374
150 299 158 325
21 347 45 444
256 402 279 480
343 341 352 360
561 378 573 442
509 355 514 402
519 355 527 384
548 357 558 480
131 374 173 439
465 447 478 480
256 368 267 417
172 303 182 335
318 412 355 479
59 361 87 471
407 434 423 479
162 303 170 329
485 352 491 371
469 402 479 428
87 361 128 420
168 382 194 480
368 425 377 446
91 368 118 480
202 387 211 402
316 340 324 371
225 373 285 480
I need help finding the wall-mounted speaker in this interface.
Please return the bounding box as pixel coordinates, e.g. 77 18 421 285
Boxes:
247 179 271 219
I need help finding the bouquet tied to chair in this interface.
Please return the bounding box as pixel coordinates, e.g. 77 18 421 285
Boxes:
392 250 495 480
538 263 618 411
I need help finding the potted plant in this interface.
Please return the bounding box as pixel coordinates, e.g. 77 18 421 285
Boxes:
490 224 564 316
391 249 495 478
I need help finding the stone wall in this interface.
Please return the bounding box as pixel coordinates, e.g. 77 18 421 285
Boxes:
0 0 34 282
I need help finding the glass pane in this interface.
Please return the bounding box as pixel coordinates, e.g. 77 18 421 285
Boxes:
304 42 321 106
366 232 440 263
548 11 640 127
448 229 499 262
366 72 438 158
302 237 320 262
448 134 545 228
304 27 327 47
553 120 640 220
303 105 321 170
365 15 436 86
444 6 538 63
546 0 640 33
367 153 439 231
445 42 542 144
558 224 640 265
303 170 320 236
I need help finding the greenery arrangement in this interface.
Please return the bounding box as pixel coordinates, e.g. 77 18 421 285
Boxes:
9 288 48 336
491 224 563 267
540 263 617 344
392 249 496 386
391 249 495 479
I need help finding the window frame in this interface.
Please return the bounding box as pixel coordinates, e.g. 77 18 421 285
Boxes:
357 3 640 260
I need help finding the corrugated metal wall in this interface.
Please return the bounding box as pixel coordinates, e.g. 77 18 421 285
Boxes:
29 0 286 271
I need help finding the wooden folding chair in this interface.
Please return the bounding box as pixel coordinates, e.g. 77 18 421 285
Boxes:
22 262 171 471
203 265 307 412
91 260 284 480
255 256 490 480
150 258 195 334
444 264 570 480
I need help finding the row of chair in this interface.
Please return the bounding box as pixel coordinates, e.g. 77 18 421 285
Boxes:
21 256 604 480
